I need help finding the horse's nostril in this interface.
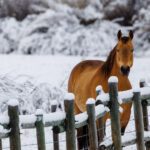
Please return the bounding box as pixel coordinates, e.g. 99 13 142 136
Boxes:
120 66 130 75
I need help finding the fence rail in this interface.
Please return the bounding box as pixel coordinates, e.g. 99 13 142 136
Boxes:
0 77 150 150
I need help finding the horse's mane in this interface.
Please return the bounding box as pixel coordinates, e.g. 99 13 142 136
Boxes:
101 46 116 77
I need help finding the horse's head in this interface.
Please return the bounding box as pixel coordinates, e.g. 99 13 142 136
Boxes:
116 30 134 76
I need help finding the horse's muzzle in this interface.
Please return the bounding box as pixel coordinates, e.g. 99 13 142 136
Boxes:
120 66 130 76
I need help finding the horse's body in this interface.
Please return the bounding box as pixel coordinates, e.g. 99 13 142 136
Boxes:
68 30 134 149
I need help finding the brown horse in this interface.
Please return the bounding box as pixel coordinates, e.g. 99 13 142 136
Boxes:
68 30 134 149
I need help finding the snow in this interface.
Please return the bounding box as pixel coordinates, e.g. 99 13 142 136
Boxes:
19 112 66 126
119 106 123 113
140 78 146 83
118 97 123 104
95 104 107 117
44 112 66 123
35 109 43 115
51 100 58 106
86 98 95 105
105 107 110 112
0 0 149 57
0 125 10 133
8 99 19 107
0 116 9 125
141 87 150 96
119 90 133 103
20 115 36 125
108 76 118 83
75 111 88 127
96 85 103 94
96 93 109 104
64 93 75 100
101 130 150 148
75 103 107 128
133 87 141 93
0 8 122 56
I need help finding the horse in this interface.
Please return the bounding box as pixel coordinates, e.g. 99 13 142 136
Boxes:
68 30 134 149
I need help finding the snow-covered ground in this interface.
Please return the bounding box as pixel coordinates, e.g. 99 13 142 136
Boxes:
0 54 150 149
0 54 149 89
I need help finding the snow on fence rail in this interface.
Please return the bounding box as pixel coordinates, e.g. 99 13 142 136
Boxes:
0 78 150 150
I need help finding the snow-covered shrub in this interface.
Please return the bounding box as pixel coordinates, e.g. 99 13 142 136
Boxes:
0 7 120 56
0 17 20 53
0 0 149 55
134 6 150 54
0 75 63 114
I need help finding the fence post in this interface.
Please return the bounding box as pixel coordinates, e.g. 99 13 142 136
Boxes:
86 98 98 150
140 80 149 131
108 77 122 150
51 102 59 150
96 86 105 144
64 93 76 150
35 109 46 150
133 90 145 150
0 140 2 150
8 99 21 150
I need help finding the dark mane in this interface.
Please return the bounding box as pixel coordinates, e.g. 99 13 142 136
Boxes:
101 47 116 77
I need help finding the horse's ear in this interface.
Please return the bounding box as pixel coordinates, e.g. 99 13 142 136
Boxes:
117 30 122 40
129 30 134 40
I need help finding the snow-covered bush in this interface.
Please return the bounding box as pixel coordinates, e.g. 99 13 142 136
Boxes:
0 7 120 56
0 0 149 55
0 75 63 114
134 6 150 54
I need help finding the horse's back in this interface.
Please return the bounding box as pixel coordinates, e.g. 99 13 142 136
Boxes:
68 60 103 91
68 60 104 113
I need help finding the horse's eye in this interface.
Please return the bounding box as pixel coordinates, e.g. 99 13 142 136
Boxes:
131 49 134 52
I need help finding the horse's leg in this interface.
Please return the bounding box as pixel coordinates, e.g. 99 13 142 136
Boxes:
77 126 89 150
120 103 132 135
97 118 105 144
77 128 83 150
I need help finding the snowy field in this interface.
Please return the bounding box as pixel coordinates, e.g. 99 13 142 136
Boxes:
0 54 150 149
